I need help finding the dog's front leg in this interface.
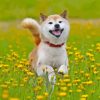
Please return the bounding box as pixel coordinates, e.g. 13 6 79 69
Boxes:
58 65 68 74
36 65 56 83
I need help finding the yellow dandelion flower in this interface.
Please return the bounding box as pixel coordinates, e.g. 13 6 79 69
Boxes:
93 71 98 74
86 81 93 85
60 87 67 91
67 83 72 87
36 95 44 100
2 90 9 99
96 47 100 52
73 47 77 51
69 90 73 93
44 92 48 97
33 86 41 93
9 98 19 100
90 57 95 62
76 89 82 92
82 81 93 85
27 71 34 76
58 92 67 97
80 97 86 100
23 77 28 82
17 64 23 68
78 84 85 90
1 84 8 88
0 64 3 68
96 43 100 47
73 79 81 84
80 70 84 74
63 79 70 83
81 94 88 98
63 74 69 78
85 73 90 78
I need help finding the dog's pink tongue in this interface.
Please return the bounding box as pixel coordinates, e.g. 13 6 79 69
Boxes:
52 30 61 35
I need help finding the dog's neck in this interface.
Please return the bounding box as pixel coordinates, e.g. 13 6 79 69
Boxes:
44 41 65 48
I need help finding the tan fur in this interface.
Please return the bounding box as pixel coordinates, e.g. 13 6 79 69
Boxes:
21 18 41 46
29 48 37 69
47 15 61 21
33 35 41 46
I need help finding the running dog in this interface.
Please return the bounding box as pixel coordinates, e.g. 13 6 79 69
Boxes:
22 10 70 83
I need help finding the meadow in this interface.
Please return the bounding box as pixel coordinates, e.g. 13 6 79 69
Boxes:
0 0 100 20
0 20 100 100
0 0 100 100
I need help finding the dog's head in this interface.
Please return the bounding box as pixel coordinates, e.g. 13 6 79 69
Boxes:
40 10 70 44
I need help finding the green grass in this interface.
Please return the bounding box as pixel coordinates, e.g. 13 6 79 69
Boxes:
0 20 100 100
0 0 100 21
0 0 100 99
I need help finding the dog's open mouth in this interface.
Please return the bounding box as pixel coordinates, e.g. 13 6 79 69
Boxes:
49 28 64 38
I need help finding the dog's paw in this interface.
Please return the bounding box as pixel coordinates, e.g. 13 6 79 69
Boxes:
58 65 68 74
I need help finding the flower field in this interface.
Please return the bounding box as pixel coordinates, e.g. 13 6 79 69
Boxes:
0 20 100 100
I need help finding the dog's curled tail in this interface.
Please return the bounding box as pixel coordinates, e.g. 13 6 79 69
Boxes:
21 18 41 46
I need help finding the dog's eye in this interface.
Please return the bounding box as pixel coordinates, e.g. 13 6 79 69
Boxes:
48 22 53 24
59 21 62 23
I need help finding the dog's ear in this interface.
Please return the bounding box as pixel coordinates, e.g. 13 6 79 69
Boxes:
60 10 67 19
40 13 47 21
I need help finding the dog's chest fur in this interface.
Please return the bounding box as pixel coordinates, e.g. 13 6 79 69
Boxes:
37 42 68 68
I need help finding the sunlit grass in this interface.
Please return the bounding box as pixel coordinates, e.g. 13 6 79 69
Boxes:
0 20 100 100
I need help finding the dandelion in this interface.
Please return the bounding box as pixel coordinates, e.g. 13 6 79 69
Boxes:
0 64 3 68
58 92 67 97
80 97 86 100
33 86 41 93
2 90 9 99
69 90 73 93
27 71 34 76
80 70 84 74
63 74 69 78
17 64 23 69
76 89 82 92
60 87 67 91
44 92 48 97
36 95 44 100
67 83 72 87
81 94 88 98
63 79 70 83
73 47 77 51
9 98 20 100
85 73 90 78
82 81 93 85
73 79 81 84
1 84 8 88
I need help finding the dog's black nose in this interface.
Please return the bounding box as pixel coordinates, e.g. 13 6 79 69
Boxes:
55 24 60 28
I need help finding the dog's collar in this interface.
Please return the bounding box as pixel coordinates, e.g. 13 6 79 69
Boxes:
44 41 65 48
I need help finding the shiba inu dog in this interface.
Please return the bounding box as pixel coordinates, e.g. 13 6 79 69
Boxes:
22 10 70 83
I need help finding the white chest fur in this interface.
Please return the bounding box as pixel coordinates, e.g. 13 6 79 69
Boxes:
37 42 68 68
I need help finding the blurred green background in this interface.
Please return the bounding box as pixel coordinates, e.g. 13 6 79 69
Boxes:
0 0 100 21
